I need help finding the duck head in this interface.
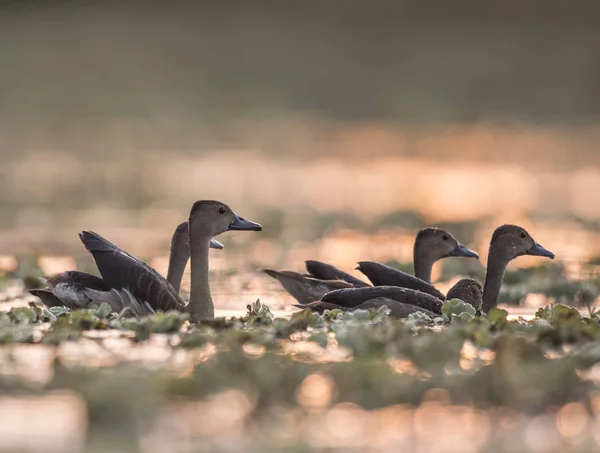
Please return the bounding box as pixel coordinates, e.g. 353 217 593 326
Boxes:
481 224 555 314
415 227 479 260
489 224 554 264
189 200 262 240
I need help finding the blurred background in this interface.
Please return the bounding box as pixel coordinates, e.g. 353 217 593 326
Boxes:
2 2 600 452
1 0 600 304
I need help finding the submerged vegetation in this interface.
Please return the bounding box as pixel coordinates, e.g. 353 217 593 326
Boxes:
2 288 600 451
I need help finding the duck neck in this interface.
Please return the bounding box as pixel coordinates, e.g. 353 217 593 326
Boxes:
189 236 214 322
413 245 435 284
482 250 510 313
166 231 189 293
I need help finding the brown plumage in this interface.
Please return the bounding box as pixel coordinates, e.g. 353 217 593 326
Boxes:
300 224 554 318
355 261 445 300
298 278 482 319
30 201 262 321
320 285 444 313
262 269 356 305
445 278 483 311
265 227 478 305
304 260 370 286
298 297 439 318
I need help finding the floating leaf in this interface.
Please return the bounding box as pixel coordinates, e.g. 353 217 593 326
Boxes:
8 307 39 324
406 311 433 328
442 299 476 323
487 308 509 327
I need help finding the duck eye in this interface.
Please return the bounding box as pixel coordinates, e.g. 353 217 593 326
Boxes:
442 234 449 241
520 232 527 239
218 207 226 214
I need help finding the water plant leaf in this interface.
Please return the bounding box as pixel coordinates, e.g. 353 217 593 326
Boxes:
406 311 433 328
8 306 39 324
487 307 509 328
442 299 476 323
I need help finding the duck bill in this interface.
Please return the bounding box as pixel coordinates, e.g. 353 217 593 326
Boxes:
209 239 224 249
228 213 262 231
527 242 555 259
450 243 479 259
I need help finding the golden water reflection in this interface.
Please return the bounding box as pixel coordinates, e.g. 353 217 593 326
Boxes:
4 391 596 453
0 293 589 453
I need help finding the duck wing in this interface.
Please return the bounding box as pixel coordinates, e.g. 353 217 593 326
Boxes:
298 297 438 319
31 272 155 316
46 270 109 291
293 301 347 314
79 230 185 312
82 287 155 316
356 261 445 300
29 270 109 309
356 298 438 318
305 260 370 287
263 269 355 305
321 285 443 314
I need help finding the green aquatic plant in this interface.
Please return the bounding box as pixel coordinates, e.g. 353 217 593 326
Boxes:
0 313 34 344
3 298 600 453
40 321 83 345
120 311 190 340
242 299 274 326
486 307 509 328
442 298 477 323
405 311 434 328
8 305 42 324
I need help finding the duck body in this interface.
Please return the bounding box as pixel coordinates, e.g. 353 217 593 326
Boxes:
301 224 555 318
299 278 483 319
265 227 478 305
30 270 156 315
320 285 444 313
299 297 439 318
30 222 226 313
30 270 110 309
30 202 262 321
30 231 185 315
446 278 483 311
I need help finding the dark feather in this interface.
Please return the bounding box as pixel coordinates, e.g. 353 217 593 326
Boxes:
263 269 354 305
28 289 65 308
305 260 369 287
321 285 443 315
356 261 445 300
47 271 109 291
78 230 185 312
298 297 438 319
356 298 438 318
